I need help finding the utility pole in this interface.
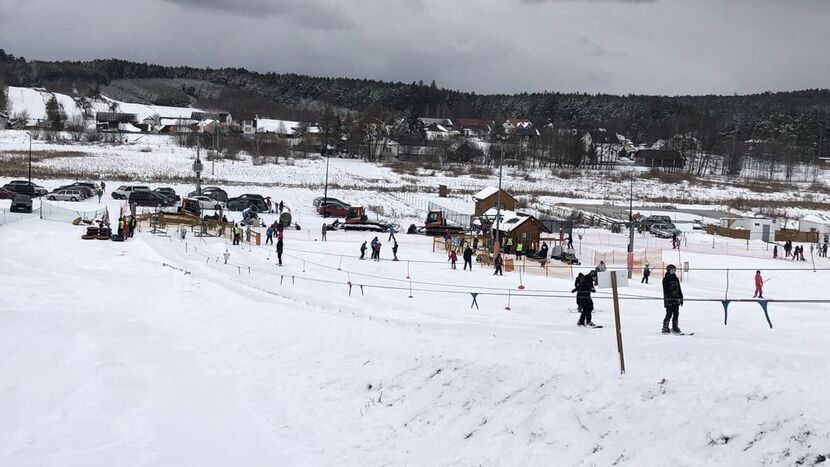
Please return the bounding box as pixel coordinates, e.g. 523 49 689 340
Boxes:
27 132 32 184
494 144 504 256
193 142 203 197
628 169 635 279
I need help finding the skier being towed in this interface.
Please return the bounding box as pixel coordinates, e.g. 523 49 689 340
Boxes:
572 271 598 327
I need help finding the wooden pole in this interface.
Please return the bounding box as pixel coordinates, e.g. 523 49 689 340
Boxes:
611 272 626 375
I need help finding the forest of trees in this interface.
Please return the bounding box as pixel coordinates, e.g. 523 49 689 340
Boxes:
1 48 829 176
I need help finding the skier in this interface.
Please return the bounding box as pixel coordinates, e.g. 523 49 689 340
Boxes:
567 232 574 250
773 244 778 259
265 225 274 244
223 249 230 264
100 181 106 192
493 253 504 276
572 271 597 327
360 241 367 260
388 228 396 242
574 272 585 289
662 264 684 334
784 241 792 257
463 245 474 271
279 200 284 213
321 223 327 241
392 241 399 261
754 270 764 299
641 263 651 284
791 245 799 261
672 232 678 249
373 240 382 261
128 216 136 237
823 243 828 258
370 237 379 260
95 187 103 203
800 245 807 261
276 237 284 266
449 250 458 269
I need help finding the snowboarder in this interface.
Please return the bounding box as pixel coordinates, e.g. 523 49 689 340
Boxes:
360 241 367 260
321 223 327 241
493 253 504 276
662 264 684 334
392 241 399 261
641 263 651 284
572 271 597 327
223 249 230 265
463 245 474 271
449 250 458 269
265 225 274 244
276 238 284 266
754 270 764 299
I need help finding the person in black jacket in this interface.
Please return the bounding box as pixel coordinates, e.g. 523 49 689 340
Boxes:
462 245 474 270
572 271 597 327
662 264 684 333
276 237 284 266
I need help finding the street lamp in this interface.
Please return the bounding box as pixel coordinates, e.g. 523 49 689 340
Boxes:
25 131 33 184
193 144 203 197
627 169 635 279
494 143 504 256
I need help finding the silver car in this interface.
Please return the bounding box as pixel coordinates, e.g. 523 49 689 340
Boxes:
46 189 84 202
650 223 681 238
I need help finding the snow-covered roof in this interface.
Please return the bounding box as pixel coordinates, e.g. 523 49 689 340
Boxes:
257 118 300 135
800 213 830 225
482 207 533 233
473 186 500 200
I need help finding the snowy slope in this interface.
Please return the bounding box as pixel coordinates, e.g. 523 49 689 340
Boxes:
1 204 829 465
5 86 85 123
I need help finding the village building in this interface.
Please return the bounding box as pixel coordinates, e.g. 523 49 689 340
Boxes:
473 186 517 216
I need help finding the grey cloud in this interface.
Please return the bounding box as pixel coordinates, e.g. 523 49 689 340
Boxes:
158 0 355 30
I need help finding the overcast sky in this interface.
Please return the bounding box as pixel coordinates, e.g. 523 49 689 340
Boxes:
1 0 828 95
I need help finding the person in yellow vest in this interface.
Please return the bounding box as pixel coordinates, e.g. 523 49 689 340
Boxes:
516 242 524 259
506 237 513 255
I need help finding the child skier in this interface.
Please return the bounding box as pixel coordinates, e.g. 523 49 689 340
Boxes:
754 270 764 299
662 264 684 334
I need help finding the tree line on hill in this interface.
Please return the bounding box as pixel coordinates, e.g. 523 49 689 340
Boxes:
1 48 829 178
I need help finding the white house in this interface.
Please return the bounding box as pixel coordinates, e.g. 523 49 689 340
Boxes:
799 214 830 243
720 216 777 242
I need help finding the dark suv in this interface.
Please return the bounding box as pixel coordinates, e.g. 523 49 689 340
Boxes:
3 181 36 197
129 190 177 207
10 194 33 213
226 194 268 211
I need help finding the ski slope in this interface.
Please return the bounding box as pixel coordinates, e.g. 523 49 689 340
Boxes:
1 197 828 465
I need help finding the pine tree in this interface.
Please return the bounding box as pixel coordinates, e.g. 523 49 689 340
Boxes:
45 95 65 130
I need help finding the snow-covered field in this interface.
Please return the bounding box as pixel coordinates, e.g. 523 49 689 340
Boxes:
1 188 829 465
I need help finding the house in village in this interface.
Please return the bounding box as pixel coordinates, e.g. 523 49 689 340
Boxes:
158 117 197 134
227 111 257 135
418 117 458 140
473 186 517 216
634 149 686 170
456 118 494 138
482 207 551 252
95 112 138 132
503 118 533 135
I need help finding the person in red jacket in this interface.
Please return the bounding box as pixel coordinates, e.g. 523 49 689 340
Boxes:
754 271 764 298
449 250 458 269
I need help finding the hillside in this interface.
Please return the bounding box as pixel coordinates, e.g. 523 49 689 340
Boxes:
2 49 830 148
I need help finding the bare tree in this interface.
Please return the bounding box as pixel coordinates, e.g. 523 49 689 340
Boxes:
65 115 86 142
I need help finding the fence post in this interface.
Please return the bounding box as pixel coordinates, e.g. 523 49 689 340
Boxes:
611 272 626 375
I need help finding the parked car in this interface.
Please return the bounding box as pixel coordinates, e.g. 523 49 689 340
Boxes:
187 187 228 203
112 185 151 200
10 194 33 213
153 187 180 202
313 196 347 208
128 190 177 207
640 215 674 230
0 187 15 200
3 180 36 197
226 194 268 212
46 189 84 202
318 200 351 217
55 183 93 199
692 219 705 230
650 223 681 239
32 184 47 197
190 195 226 210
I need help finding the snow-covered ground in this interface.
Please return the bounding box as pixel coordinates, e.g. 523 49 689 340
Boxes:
1 187 829 464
